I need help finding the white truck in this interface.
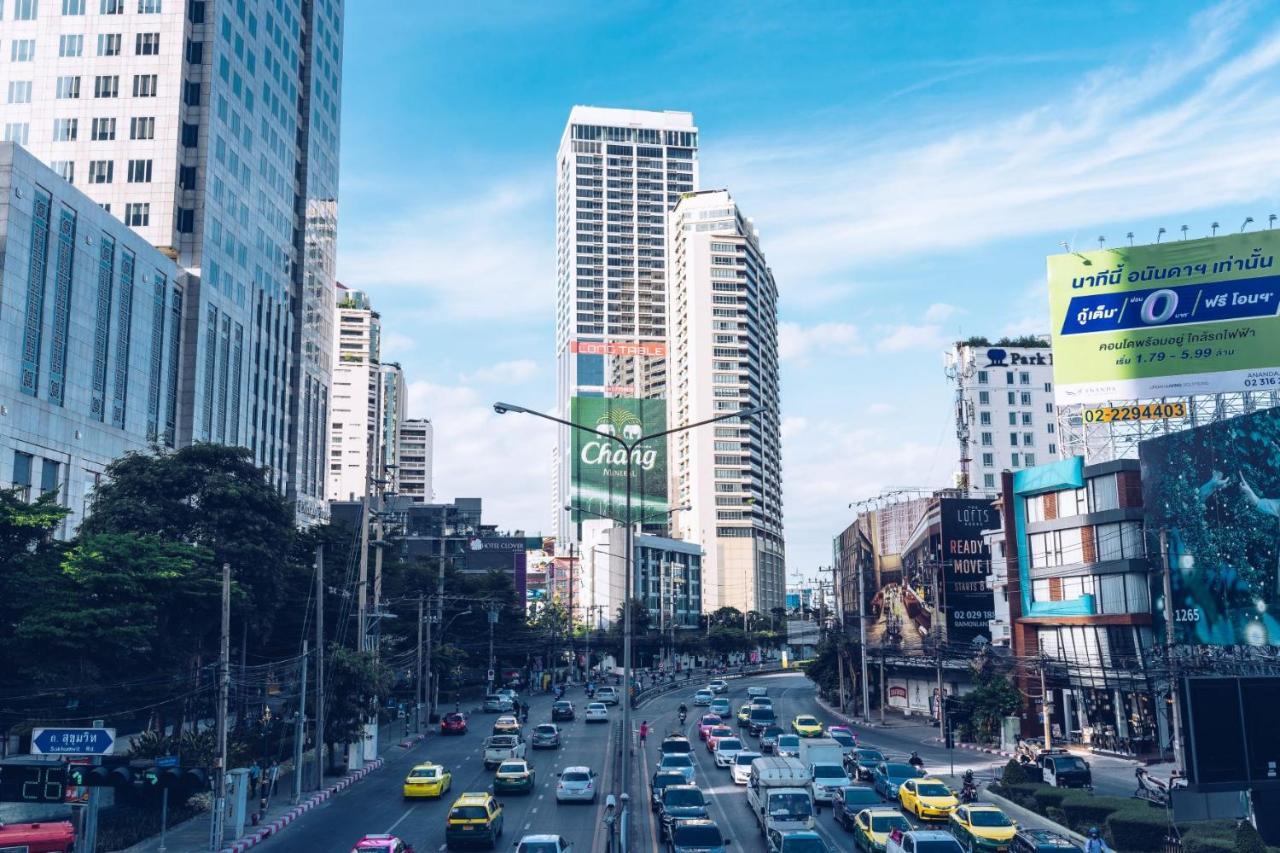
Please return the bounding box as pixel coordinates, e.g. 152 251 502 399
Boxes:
482 734 526 769
797 737 844 768
747 756 814 836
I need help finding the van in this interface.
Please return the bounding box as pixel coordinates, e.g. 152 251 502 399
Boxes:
746 756 813 835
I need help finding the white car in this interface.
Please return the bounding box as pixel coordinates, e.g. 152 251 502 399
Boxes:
731 750 762 784
584 702 609 723
515 835 572 853
708 679 729 693
555 766 598 803
749 696 774 708
692 689 714 706
713 736 745 768
809 762 853 804
747 686 768 698
595 686 619 705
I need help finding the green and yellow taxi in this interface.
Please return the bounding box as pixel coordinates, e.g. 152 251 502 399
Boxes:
402 762 452 799
445 792 504 849
898 777 959 821
492 758 536 794
949 804 1017 852
851 807 911 852
791 715 823 737
737 704 753 725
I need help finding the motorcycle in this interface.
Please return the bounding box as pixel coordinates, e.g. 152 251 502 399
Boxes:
960 770 978 804
679 710 688 725
1133 766 1185 806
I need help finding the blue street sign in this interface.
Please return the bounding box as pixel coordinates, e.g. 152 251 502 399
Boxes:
30 727 116 756
156 755 179 768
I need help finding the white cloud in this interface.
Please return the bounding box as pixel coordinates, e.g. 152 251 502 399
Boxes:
380 331 416 359
868 402 896 416
778 321 865 363
875 323 946 353
780 416 808 439
924 302 963 323
461 359 540 385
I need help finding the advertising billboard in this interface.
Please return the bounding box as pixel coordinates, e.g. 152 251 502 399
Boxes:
464 536 528 603
1141 407 1280 647
569 396 668 523
938 498 996 644
1047 231 1280 404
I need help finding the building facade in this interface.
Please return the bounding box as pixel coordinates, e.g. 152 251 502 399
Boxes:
553 106 698 545
595 529 702 630
0 142 183 533
668 190 785 614
945 339 1057 497
397 417 434 503
377 361 404 492
327 284 380 501
0 0 344 523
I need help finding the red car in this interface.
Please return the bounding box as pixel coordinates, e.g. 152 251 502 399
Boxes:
352 834 413 853
440 712 468 735
705 726 734 751
0 821 75 853
698 714 722 740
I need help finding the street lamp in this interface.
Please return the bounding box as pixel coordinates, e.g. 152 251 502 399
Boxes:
495 401 767 816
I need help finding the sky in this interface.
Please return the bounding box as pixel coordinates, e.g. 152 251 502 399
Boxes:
335 0 1280 586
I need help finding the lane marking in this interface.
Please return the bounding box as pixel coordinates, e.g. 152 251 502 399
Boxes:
384 807 413 834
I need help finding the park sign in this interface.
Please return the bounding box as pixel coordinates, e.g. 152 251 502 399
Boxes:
31 727 116 756
1047 231 1280 405
569 396 668 524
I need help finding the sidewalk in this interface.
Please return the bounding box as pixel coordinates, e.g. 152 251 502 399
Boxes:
813 691 936 730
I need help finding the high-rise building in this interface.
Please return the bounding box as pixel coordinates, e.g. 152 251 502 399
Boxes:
667 189 786 614
0 0 344 523
398 418 434 503
945 338 1057 497
553 106 698 545
327 284 381 502
378 361 405 492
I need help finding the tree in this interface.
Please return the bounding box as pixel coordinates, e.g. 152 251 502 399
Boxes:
955 662 1022 744
324 646 392 757
707 626 750 657
0 490 70 695
707 606 744 630
612 598 653 637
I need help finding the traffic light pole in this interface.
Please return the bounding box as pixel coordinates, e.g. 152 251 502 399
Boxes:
212 562 231 851
158 787 169 853
81 719 104 853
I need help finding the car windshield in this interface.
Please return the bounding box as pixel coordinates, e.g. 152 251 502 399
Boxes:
654 772 685 787
796 717 818 726
831 733 855 746
813 765 845 779
664 788 706 806
701 715 721 725
769 792 813 817
736 753 760 765
781 839 828 853
917 783 951 796
970 810 1014 827
408 767 439 779
485 694 501 702
662 754 693 768
535 725 557 735
858 750 885 762
498 762 525 773
450 806 489 820
487 736 516 747
717 738 742 751
751 709 776 720
1053 757 1089 772
917 842 965 853
884 763 916 778
561 771 590 783
672 824 722 845
517 843 559 853
840 788 878 805
662 739 692 754
871 814 910 832
553 701 571 709
777 736 800 747
762 727 783 738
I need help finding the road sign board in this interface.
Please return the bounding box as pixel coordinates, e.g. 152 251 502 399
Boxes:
30 727 116 756
156 755 179 768
486 669 495 682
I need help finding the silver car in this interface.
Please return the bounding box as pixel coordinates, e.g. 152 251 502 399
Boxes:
484 693 514 713
658 752 696 784
555 766 598 803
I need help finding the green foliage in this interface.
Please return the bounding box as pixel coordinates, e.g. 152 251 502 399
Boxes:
954 662 1021 744
324 646 393 747
1000 759 1034 786
1104 804 1170 851
1032 787 1071 812
707 625 750 655
1058 793 1133 835
707 606 744 629
1235 820 1269 853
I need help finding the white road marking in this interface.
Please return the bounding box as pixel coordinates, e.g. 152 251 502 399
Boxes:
384 807 413 834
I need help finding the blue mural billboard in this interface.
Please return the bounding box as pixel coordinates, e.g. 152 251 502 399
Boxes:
1141 408 1280 647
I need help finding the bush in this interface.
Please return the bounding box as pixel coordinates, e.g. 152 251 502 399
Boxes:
1178 822 1237 853
1059 792 1133 835
1105 805 1170 851
994 782 1043 809
1032 787 1071 812
1235 820 1268 853
1000 759 1033 786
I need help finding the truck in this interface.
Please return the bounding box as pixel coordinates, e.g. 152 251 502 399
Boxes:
482 734 526 769
797 737 844 768
747 756 814 836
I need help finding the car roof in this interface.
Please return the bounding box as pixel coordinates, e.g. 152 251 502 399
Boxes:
917 777 947 784
910 831 959 839
861 806 905 815
967 804 1006 813
518 835 561 842
563 765 591 773
454 792 493 804
410 762 442 770
654 769 687 779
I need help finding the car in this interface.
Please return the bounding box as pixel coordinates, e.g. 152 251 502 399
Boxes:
765 828 834 853
850 807 912 851
1039 754 1092 789
584 702 609 723
731 750 762 784
514 834 572 853
759 725 784 754
775 733 802 758
698 713 723 740
492 715 521 735
596 686 619 705
898 778 959 821
808 762 851 802
497 688 520 707
555 766 598 803
353 834 415 853
445 792 504 850
872 762 924 799
750 696 775 708
651 769 690 811
833 785 882 830
531 723 561 749
658 785 710 838
659 752 697 784
830 731 858 756
748 706 779 736
493 759 536 794
848 748 886 781
948 805 1017 852
1009 828 1083 853
828 725 855 740
693 689 714 706
482 734 526 769
668 817 731 853
441 712 468 735
712 735 744 767
661 734 694 755
706 725 734 751
708 679 729 693
551 700 575 721
483 694 513 713
710 698 732 718
737 704 754 726
885 829 965 853
792 715 823 738
403 762 452 799
747 685 768 698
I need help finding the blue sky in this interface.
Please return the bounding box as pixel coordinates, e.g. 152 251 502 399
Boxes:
335 0 1280 583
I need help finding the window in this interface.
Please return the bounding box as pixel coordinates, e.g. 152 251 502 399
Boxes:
14 0 38 20
6 80 32 104
1024 453 1036 466
40 459 59 497
176 208 194 232
1020 371 1031 385
1007 391 1016 405
130 116 154 139
53 118 78 141
185 40 203 63
183 80 200 106
90 117 115 140
1008 412 1017 426
100 0 123 12
1010 433 1019 446
127 159 152 182
984 474 996 489
1087 473 1119 512
88 160 113 183
3 123 29 144
1047 423 1055 434
59 34 83 56
980 432 993 446
1006 371 1015 385
1095 521 1144 561
1023 432 1034 446
982 453 994 467
136 33 160 55
133 74 159 97
1044 382 1052 392
979 412 991 425
94 75 119 98
1021 392 1032 405
178 165 196 187
1025 495 1045 524
181 122 198 147
1049 443 1057 455
1011 453 1020 467
97 33 122 56
63 0 85 10
977 370 988 384
1045 403 1054 413
125 202 149 226
978 391 990 405
137 0 161 10
12 451 33 501
1022 413 1033 425
51 160 74 183
11 39 36 61
1029 527 1084 569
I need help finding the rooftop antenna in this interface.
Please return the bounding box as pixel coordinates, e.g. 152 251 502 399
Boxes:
1270 214 1277 229
1241 217 1254 233
1156 227 1167 244
1126 231 1134 246
1211 221 1220 237
1180 224 1189 240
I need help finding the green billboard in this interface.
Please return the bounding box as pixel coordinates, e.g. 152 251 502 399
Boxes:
570 397 668 523
1047 231 1280 405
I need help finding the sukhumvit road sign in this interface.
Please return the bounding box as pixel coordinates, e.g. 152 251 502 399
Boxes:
30 727 116 756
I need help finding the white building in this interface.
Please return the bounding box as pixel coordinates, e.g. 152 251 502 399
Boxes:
667 190 786 614
945 339 1058 497
553 106 698 546
398 418 433 503
0 0 345 524
327 284 387 502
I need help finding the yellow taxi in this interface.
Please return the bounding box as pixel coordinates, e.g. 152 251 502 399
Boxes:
492 715 521 736
949 804 1017 851
851 807 911 852
791 715 823 738
898 777 959 820
445 792 504 849
403 762 452 799
736 704 752 725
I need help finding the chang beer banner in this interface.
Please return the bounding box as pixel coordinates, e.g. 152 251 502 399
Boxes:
1048 231 1280 404
570 397 668 523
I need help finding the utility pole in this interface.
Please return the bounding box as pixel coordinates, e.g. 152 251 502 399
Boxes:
879 646 886 724
313 547 325 791
567 542 575 678
212 562 231 851
432 555 446 720
293 641 307 805
857 534 871 720
416 595 425 732
487 602 499 690
1160 528 1183 770
1039 654 1052 751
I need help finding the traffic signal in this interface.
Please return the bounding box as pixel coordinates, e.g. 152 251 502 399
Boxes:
140 765 208 792
67 763 132 787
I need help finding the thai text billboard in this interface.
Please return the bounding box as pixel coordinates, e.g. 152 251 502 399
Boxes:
569 397 668 524
1047 232 1280 404
938 497 996 645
